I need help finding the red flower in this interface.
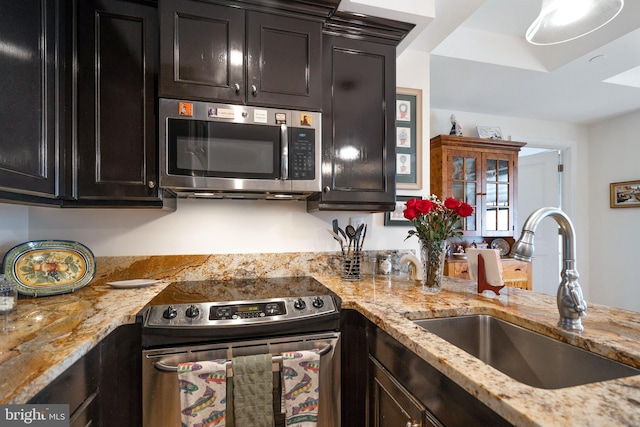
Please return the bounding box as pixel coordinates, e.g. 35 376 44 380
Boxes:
444 197 461 210
457 202 473 217
415 199 433 214
406 198 417 209
403 206 419 220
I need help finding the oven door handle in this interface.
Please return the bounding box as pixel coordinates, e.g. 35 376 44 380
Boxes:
154 343 332 372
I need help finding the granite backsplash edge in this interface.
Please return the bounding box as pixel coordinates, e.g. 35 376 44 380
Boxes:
91 250 415 284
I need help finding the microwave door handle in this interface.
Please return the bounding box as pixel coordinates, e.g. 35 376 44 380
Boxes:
280 124 289 180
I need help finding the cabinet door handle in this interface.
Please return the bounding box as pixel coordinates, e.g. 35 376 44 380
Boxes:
148 180 156 189
234 83 240 94
323 186 331 193
251 84 257 96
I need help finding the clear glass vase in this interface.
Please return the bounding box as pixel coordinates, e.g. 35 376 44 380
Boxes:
420 239 447 292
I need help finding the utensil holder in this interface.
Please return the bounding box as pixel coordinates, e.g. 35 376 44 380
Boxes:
342 250 362 280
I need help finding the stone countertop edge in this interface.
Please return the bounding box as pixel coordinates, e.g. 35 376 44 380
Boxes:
0 280 172 405
315 274 640 427
1 275 640 426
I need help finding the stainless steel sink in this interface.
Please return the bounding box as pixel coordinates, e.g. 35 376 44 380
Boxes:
413 314 640 389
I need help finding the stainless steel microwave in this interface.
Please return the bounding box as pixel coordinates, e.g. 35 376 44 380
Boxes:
159 99 321 199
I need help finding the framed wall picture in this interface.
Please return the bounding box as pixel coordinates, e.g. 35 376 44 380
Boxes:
610 180 640 208
476 126 503 139
396 88 422 190
384 196 413 226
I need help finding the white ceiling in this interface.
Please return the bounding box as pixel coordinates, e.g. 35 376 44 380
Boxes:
340 0 640 125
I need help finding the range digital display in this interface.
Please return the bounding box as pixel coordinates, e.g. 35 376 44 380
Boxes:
237 305 260 312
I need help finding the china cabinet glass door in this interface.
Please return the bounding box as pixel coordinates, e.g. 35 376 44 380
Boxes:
448 151 480 234
482 154 515 236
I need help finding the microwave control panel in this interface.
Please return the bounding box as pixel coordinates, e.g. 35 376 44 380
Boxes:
290 128 315 180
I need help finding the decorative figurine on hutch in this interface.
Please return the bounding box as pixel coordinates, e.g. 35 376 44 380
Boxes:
449 114 462 136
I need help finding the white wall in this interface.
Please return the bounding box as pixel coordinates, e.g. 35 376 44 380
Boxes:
588 110 640 312
0 204 29 255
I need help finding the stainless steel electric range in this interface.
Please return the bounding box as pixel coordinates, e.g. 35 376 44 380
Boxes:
139 276 341 427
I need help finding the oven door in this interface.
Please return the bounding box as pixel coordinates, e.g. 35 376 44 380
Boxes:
142 332 340 427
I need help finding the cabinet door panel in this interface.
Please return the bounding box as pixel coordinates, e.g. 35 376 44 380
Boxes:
482 153 516 236
159 0 244 102
247 12 321 109
447 150 481 234
76 0 158 200
315 35 395 209
0 0 60 198
369 356 432 427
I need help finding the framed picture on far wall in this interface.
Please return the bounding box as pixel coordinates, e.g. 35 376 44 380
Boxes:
396 88 422 190
384 196 413 226
610 180 640 208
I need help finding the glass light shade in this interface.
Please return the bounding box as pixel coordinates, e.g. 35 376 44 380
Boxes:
526 0 624 45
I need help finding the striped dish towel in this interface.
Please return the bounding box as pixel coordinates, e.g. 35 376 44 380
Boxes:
177 360 227 427
282 350 321 427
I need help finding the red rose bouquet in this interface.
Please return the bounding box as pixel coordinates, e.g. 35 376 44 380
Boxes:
403 195 474 241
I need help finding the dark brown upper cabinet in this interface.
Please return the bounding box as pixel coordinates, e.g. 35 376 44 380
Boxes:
71 0 165 206
159 0 322 110
0 0 171 208
0 1 63 203
307 12 414 212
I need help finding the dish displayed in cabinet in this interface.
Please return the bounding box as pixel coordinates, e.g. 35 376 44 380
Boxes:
490 238 511 256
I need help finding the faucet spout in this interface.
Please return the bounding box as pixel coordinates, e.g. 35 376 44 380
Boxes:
510 207 587 331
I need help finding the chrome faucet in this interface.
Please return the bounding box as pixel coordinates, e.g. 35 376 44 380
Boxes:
510 207 587 331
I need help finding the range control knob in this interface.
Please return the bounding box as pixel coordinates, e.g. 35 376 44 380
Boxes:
293 298 306 310
162 305 177 319
185 305 200 318
312 296 324 308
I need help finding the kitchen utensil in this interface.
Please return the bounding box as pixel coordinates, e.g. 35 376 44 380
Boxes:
360 224 368 250
333 220 348 243
345 225 356 252
354 224 364 250
327 229 345 255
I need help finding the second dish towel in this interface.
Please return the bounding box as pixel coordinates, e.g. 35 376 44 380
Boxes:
232 353 274 427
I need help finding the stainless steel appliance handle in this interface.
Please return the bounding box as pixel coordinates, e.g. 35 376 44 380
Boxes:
280 124 289 180
154 343 332 372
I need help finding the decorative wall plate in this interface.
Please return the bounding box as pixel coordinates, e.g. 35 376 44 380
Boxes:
490 238 511 256
2 240 96 296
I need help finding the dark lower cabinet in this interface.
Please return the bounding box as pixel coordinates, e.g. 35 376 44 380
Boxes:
308 12 413 212
29 324 142 426
342 309 512 427
0 0 64 201
369 356 441 427
71 0 163 205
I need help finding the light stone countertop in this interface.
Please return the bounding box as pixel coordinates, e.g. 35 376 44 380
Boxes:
2 270 640 426
315 274 640 427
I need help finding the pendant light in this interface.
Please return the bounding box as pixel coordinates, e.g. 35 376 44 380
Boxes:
526 0 624 45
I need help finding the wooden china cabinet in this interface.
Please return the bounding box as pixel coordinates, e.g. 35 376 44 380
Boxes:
430 134 531 290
